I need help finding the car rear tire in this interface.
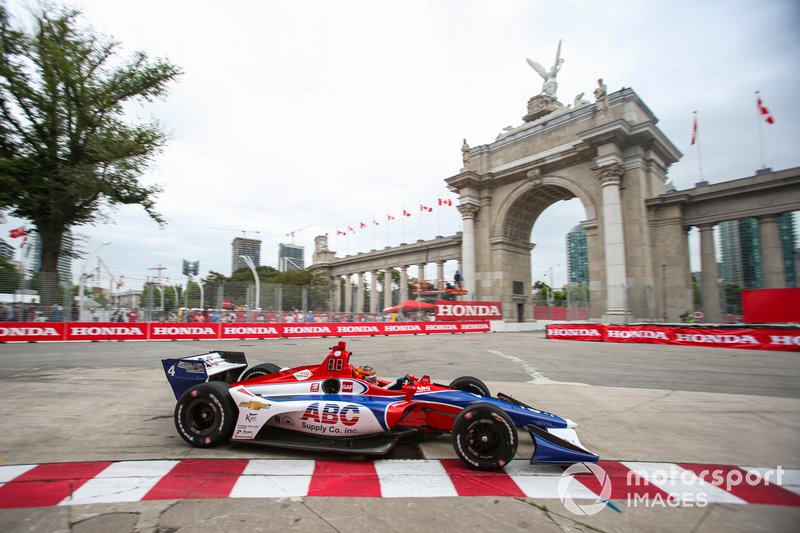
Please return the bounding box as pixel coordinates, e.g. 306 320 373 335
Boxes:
239 363 282 381
174 382 237 448
448 376 491 397
452 402 518 470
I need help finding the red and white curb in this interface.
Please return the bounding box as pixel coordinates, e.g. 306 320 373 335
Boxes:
0 459 798 509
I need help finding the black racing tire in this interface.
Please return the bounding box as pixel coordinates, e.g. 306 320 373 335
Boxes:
239 362 282 381
452 402 518 471
174 381 237 448
448 376 491 397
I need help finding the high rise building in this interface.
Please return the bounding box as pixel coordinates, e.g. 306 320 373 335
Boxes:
278 243 305 271
26 230 73 283
0 238 14 261
718 212 797 288
565 225 588 285
231 237 261 274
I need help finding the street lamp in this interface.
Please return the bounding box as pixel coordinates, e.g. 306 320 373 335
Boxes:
240 255 260 314
78 241 111 321
544 264 560 320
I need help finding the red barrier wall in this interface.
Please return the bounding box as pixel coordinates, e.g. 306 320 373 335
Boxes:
546 323 800 351
0 321 490 343
742 289 800 323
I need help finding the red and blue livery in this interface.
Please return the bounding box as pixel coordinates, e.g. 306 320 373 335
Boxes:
162 341 598 470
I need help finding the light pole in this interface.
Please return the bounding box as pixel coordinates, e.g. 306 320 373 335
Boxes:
78 241 110 321
240 255 260 314
544 264 560 320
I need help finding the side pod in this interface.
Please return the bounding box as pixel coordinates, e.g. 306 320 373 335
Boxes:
527 425 599 464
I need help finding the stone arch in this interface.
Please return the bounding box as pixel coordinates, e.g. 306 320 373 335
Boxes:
492 174 597 242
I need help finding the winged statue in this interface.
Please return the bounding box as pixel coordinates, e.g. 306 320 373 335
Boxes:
526 40 564 98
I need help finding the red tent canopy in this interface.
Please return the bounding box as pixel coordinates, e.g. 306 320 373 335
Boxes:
383 299 435 313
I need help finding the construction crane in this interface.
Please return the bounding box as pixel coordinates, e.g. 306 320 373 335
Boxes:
208 227 261 236
286 223 314 243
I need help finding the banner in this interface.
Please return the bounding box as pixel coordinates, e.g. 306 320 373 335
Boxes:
545 323 604 341
546 324 800 351
435 301 502 321
0 321 490 343
742 289 800 323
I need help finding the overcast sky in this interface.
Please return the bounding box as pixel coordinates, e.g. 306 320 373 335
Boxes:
2 0 799 290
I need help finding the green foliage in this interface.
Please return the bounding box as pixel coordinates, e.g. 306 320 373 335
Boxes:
0 255 21 292
0 4 181 303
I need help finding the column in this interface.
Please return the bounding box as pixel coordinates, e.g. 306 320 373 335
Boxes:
399 266 409 302
759 214 785 288
343 274 353 317
436 261 445 289
383 269 393 311
698 223 721 323
333 276 341 312
356 272 365 317
597 164 628 323
417 264 426 288
369 270 379 315
458 202 479 301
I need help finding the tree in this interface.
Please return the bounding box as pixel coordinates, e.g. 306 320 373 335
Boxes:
0 5 181 304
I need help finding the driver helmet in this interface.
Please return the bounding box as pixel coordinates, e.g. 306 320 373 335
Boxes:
353 364 377 383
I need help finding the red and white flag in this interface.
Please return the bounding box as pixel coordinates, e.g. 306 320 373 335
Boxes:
9 226 27 239
690 112 698 146
360 222 367 229
336 229 347 236
438 198 453 207
402 209 412 217
756 92 774 124
373 219 380 226
348 226 355 234
387 213 395 221
420 204 433 213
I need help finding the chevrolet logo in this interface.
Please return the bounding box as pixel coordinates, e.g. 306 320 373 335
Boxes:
239 401 270 410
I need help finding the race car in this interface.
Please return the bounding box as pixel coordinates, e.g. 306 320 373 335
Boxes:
161 341 598 471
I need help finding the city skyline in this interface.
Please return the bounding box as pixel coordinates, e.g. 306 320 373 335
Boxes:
1 0 799 290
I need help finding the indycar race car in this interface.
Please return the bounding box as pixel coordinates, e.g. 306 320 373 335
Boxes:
161 341 598 470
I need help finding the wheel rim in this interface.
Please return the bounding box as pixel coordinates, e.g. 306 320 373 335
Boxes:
186 397 219 436
465 419 502 458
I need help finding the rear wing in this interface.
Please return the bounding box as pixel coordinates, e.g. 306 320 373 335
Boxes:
162 351 248 400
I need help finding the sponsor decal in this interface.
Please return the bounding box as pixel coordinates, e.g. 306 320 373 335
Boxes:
300 402 360 426
293 369 313 381
239 401 270 410
384 324 422 332
223 326 279 335
284 326 333 334
425 324 458 331
69 326 145 336
336 325 380 334
674 333 759 344
416 385 431 392
152 326 217 336
606 329 669 340
341 381 354 393
0 326 60 337
770 335 800 346
435 301 502 321
177 361 205 373
310 382 320 392
460 323 490 330
549 328 603 337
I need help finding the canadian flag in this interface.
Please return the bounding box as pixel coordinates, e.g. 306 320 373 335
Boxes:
438 198 453 206
337 229 347 236
348 226 355 234
9 226 27 239
403 209 412 217
690 112 698 146
756 92 774 124
420 204 433 212
373 219 380 226
360 222 367 229
387 214 395 221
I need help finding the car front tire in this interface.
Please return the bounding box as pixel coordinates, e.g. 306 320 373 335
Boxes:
452 402 518 470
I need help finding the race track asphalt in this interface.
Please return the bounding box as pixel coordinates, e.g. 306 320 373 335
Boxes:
1 331 798 532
